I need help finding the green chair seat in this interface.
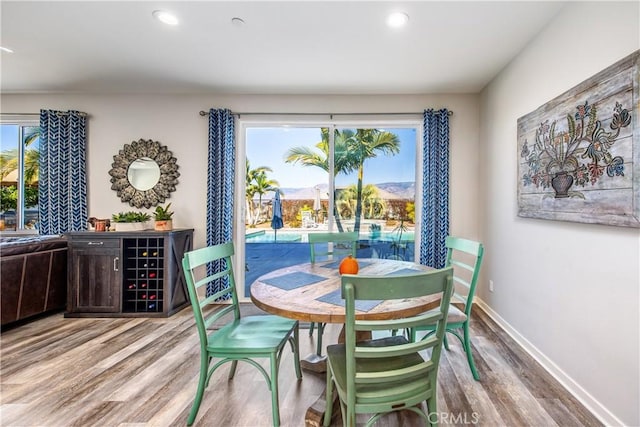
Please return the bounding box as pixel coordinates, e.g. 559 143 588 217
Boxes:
208 315 298 352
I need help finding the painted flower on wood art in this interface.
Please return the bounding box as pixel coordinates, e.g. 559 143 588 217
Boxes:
520 101 631 198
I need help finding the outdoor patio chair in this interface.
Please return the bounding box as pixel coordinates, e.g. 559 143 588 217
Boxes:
182 242 302 426
410 236 484 380
302 210 317 228
308 232 359 356
324 267 454 427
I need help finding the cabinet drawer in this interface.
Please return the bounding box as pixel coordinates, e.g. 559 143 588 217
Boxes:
70 239 120 248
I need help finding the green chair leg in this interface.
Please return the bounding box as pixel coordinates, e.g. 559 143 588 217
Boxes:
309 322 316 336
187 355 209 426
323 371 334 426
270 353 281 427
463 323 480 381
228 360 238 380
293 327 302 380
426 396 437 427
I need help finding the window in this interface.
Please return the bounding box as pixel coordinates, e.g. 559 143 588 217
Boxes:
0 122 40 231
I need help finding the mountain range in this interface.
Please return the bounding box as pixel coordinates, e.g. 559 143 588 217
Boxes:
275 182 415 200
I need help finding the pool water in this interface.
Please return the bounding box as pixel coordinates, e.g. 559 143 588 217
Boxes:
245 231 304 243
245 230 415 243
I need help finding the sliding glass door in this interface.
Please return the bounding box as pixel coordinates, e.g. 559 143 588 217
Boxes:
333 127 416 261
238 123 418 298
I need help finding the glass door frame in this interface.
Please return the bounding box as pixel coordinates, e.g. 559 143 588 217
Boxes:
235 117 424 300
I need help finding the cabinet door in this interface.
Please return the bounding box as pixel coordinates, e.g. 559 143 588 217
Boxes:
70 247 120 312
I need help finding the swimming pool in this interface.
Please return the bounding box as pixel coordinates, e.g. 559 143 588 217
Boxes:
245 230 304 243
245 230 415 243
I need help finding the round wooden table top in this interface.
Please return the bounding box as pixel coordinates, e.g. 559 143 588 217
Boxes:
250 258 440 324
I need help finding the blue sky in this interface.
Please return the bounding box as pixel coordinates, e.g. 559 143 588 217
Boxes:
245 127 416 189
1 125 20 152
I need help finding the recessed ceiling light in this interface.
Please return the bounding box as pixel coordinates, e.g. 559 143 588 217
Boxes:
152 10 179 26
0 46 14 53
387 12 409 28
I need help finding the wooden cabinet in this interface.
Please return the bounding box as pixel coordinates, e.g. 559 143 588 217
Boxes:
66 229 193 318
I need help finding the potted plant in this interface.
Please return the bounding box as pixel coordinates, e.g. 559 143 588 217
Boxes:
111 211 151 231
153 203 174 231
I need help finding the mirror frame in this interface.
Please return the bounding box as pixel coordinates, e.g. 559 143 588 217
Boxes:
109 138 180 208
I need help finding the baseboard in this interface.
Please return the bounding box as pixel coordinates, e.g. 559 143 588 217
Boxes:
474 298 623 427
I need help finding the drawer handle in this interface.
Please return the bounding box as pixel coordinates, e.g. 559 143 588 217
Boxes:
87 241 104 246
114 257 119 271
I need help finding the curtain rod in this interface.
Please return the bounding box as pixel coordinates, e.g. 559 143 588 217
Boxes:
0 112 88 117
198 110 453 118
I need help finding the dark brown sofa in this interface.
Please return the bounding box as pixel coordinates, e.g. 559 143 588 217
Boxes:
1 235 68 327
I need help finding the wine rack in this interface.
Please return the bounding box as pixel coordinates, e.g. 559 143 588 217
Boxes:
65 229 193 318
123 238 165 313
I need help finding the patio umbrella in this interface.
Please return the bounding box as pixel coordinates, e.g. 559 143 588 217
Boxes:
271 189 283 242
313 186 322 222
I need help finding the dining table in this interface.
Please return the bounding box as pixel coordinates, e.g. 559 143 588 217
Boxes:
250 257 441 426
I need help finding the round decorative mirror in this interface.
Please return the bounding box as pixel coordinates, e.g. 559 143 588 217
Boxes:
127 157 161 191
109 139 180 208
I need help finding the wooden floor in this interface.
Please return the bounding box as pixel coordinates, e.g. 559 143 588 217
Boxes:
0 306 602 427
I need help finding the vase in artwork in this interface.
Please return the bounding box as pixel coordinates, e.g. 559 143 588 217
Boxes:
551 171 574 198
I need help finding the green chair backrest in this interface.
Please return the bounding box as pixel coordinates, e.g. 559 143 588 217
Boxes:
340 267 454 406
445 236 484 318
308 231 359 263
182 242 240 347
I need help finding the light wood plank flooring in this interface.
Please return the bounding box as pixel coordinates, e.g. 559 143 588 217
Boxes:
0 306 602 427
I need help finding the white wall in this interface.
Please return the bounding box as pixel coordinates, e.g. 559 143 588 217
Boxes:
478 2 639 426
1 93 480 250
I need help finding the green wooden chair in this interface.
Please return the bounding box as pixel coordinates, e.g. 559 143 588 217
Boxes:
308 231 359 356
324 267 454 427
182 242 302 426
410 236 484 380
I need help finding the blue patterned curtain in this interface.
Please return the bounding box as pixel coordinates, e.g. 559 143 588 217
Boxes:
206 109 235 295
38 110 88 235
420 109 450 268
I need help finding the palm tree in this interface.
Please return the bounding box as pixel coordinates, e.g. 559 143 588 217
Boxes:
336 185 358 220
285 128 359 232
252 172 280 225
286 128 400 233
0 149 18 181
249 169 280 225
337 184 387 220
361 184 386 219
346 129 400 232
245 160 277 226
1 127 40 211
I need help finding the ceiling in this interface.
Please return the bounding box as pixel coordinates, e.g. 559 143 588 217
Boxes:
0 1 565 95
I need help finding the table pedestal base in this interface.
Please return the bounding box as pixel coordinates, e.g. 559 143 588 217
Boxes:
300 353 327 373
304 389 340 427
303 329 373 424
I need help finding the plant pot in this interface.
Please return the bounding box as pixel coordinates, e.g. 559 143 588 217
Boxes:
154 219 173 231
114 222 147 232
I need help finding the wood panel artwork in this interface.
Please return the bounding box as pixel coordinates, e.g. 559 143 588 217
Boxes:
517 50 639 227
